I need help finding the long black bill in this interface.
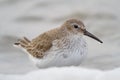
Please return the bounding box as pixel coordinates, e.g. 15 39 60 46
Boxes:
84 30 103 43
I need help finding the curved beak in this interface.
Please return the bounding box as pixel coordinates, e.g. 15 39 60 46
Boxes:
84 30 103 43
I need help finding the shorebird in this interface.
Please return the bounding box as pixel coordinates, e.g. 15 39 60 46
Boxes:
14 19 103 68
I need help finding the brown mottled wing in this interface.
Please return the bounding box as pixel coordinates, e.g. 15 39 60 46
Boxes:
26 33 53 58
15 28 60 58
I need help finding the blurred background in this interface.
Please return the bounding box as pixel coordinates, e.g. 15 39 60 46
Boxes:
0 0 120 74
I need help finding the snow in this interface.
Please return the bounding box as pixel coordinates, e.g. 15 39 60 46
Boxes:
0 67 120 80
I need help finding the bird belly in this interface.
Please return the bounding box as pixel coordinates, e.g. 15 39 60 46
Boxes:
30 36 87 68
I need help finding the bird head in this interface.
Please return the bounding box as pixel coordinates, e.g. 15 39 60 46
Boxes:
62 19 103 43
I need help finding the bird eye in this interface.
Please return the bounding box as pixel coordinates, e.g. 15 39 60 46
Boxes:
73 25 79 28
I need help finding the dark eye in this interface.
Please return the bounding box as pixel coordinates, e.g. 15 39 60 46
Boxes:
73 25 79 28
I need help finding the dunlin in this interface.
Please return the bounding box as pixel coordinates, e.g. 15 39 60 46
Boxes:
14 19 103 68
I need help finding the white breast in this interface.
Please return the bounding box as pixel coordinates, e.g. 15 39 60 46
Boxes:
30 35 88 68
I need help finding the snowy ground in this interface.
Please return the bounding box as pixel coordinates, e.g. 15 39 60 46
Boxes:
0 0 120 79
0 67 120 80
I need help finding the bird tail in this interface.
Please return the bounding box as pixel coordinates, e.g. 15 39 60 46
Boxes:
14 37 31 48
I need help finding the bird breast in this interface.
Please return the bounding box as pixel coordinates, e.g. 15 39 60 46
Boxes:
30 35 88 68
